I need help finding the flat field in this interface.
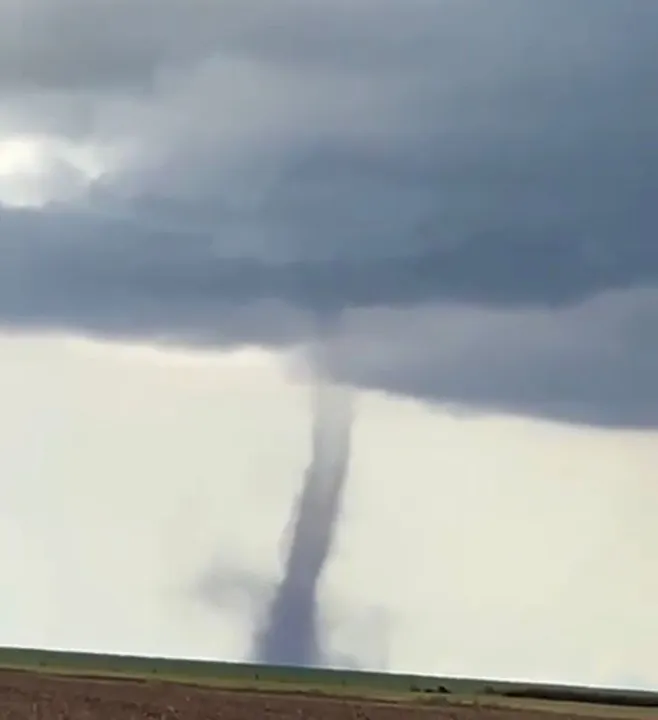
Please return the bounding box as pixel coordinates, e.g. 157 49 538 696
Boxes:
0 647 656 720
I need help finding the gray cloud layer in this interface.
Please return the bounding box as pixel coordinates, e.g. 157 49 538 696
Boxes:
1 0 657 427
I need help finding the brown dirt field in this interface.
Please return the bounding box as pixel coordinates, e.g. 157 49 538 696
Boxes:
0 669 650 720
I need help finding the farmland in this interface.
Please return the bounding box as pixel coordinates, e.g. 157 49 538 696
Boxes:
0 646 656 719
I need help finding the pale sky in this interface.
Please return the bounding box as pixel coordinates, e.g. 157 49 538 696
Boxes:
1 331 656 690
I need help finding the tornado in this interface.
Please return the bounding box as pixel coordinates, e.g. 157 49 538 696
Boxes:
253 330 353 667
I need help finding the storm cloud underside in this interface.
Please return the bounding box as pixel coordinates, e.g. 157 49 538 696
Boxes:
0 0 657 427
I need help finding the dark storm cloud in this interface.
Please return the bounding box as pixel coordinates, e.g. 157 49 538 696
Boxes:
0 0 223 92
319 291 658 429
0 0 657 428
1 200 656 323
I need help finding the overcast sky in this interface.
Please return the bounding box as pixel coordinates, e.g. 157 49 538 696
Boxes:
0 0 657 691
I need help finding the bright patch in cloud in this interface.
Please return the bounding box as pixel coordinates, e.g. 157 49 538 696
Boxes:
0 133 115 207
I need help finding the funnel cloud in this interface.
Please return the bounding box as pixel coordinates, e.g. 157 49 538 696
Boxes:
191 317 356 667
254 333 353 666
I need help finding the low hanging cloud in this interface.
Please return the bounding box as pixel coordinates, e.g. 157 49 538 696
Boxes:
318 289 658 429
0 0 657 428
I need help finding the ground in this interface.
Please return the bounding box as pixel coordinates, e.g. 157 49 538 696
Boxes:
0 669 655 720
